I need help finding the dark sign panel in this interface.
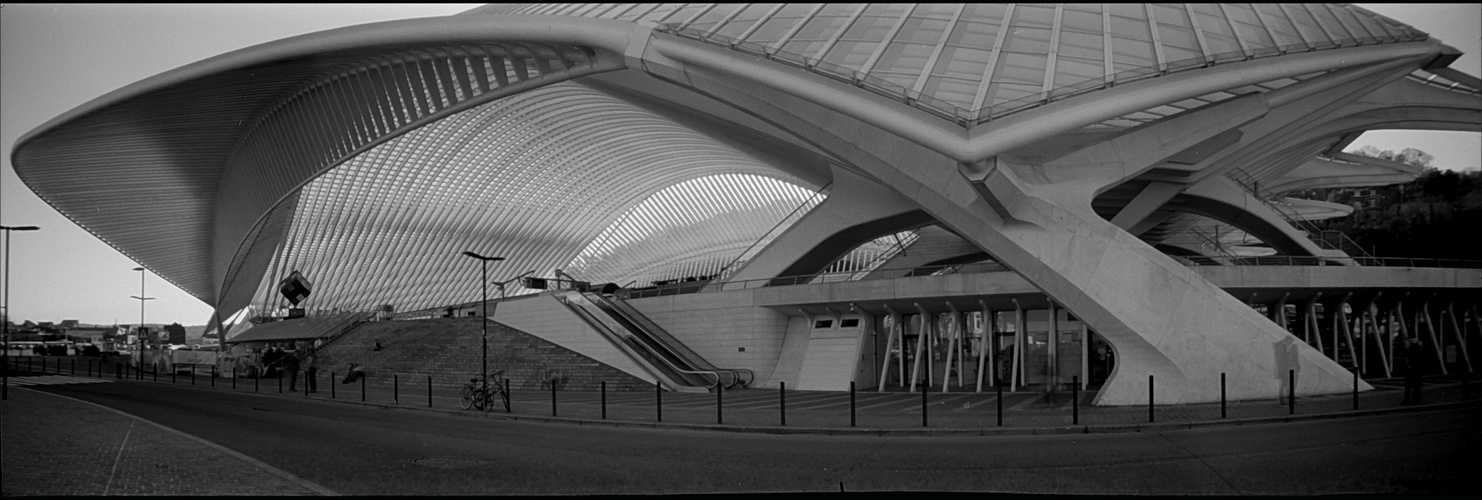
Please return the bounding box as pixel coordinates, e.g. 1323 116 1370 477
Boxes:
279 270 312 305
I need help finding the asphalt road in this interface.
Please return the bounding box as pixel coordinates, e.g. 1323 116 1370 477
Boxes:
32 381 1481 495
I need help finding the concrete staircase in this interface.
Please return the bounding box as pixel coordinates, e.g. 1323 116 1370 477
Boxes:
314 317 650 391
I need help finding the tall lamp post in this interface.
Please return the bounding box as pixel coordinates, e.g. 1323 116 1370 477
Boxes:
131 267 155 349
2 225 41 401
461 251 504 387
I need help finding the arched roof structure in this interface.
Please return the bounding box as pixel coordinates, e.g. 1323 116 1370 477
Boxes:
12 3 1477 330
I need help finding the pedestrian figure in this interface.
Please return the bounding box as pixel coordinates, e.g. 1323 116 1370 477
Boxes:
1402 339 1426 405
342 363 365 384
373 339 383 352
305 349 319 393
286 347 302 391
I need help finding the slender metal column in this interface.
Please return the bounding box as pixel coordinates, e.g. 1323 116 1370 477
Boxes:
1012 299 1024 391
1421 299 1448 375
976 300 992 392
878 306 900 392
1048 299 1059 393
1445 303 1472 373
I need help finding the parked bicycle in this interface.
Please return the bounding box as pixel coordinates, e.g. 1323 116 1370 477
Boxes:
459 370 507 412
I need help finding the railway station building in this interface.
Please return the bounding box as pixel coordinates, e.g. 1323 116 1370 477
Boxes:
13 3 1481 405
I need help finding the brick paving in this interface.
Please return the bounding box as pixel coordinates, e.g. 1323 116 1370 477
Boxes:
0 386 324 496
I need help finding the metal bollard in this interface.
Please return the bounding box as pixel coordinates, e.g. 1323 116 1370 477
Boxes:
717 383 723 424
211 366 216 387
849 381 856 427
233 368 237 389
255 372 259 392
1221 372 1227 419
394 374 399 404
1352 369 1359 411
360 375 365 402
330 372 335 399
780 381 786 426
996 378 1004 427
172 368 177 384
1072 376 1079 425
1288 369 1295 415
550 381 556 417
191 368 196 385
1148 375 1155 423
279 373 283 393
505 378 511 413
601 381 607 420
152 363 158 383
921 380 928 428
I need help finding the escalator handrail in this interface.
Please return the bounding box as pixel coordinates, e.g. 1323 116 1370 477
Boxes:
584 292 737 388
561 294 721 390
587 292 754 387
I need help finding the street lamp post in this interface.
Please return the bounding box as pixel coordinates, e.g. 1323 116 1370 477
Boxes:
131 267 155 349
2 225 41 401
461 251 504 388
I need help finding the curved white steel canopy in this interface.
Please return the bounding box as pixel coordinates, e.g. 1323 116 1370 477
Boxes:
10 3 1471 323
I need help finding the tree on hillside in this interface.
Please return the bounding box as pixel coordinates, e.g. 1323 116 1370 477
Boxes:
1308 147 1481 261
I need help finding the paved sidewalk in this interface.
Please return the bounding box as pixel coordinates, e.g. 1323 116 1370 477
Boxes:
0 386 330 496
3 363 1477 496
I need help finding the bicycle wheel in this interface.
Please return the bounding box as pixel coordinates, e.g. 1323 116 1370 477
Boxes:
459 386 474 410
480 387 495 412
497 387 509 411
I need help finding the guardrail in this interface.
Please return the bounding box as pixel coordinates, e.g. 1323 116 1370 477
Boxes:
1173 255 1482 268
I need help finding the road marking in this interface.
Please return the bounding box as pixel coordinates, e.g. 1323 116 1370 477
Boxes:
1007 393 1047 411
20 388 340 496
103 420 133 496
7 375 113 386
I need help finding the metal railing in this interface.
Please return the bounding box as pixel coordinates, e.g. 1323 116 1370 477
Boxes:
1173 255 1482 268
707 184 828 286
623 255 1482 300
1224 167 1375 260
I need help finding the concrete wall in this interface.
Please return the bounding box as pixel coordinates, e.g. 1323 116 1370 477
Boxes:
795 315 868 391
767 316 812 389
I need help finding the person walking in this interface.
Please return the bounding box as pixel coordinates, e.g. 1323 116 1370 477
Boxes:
305 348 319 393
1402 338 1427 405
286 347 302 392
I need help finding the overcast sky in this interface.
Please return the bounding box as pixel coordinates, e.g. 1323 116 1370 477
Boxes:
2 4 1479 326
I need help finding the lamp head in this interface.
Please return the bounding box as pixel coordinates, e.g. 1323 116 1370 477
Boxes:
132 267 145 272
461 251 505 262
